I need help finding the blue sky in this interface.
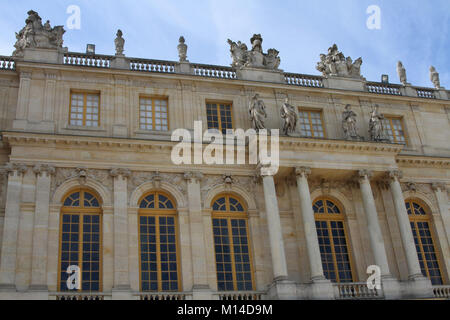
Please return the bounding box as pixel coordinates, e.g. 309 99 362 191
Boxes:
0 0 448 88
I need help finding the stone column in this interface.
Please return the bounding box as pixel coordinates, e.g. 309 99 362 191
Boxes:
110 168 131 298
432 183 450 245
184 172 211 299
0 163 27 289
295 167 325 280
13 72 31 130
127 207 139 293
388 171 423 279
358 170 391 277
29 164 55 291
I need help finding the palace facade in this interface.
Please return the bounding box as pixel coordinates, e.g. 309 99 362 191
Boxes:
0 11 448 300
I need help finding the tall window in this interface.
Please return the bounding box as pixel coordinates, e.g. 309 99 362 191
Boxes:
206 102 233 134
383 117 406 144
406 199 444 285
313 198 354 283
70 92 100 127
59 189 102 291
212 195 254 291
298 109 325 138
140 97 169 131
139 192 180 292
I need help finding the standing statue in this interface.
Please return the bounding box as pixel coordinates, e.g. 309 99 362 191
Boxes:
249 94 267 131
316 44 363 79
114 29 125 56
397 61 407 85
280 98 298 135
369 105 387 142
178 36 188 62
342 104 361 140
429 66 441 89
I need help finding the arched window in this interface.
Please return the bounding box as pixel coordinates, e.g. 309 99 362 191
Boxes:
406 199 444 285
313 197 355 283
212 194 254 291
59 189 102 291
138 191 180 292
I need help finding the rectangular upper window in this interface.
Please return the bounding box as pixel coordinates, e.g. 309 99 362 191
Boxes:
139 97 169 131
383 117 406 144
298 109 325 138
70 92 100 127
206 102 233 134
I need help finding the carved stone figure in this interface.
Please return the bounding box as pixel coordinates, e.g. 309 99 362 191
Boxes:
316 44 363 79
177 36 188 62
397 61 407 85
342 104 361 140
13 10 66 57
429 66 440 89
114 29 125 56
280 98 298 135
369 105 388 142
227 34 281 70
249 94 267 131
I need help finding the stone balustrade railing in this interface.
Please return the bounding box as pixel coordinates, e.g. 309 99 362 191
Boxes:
51 292 109 300
192 63 236 79
285 73 324 88
214 291 265 300
0 56 15 70
129 58 176 73
333 282 383 300
137 292 191 300
366 82 402 96
64 52 112 68
416 87 436 99
432 285 450 299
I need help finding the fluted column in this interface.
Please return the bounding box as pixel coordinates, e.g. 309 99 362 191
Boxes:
388 171 423 279
30 164 55 290
110 168 131 290
184 172 210 293
260 168 288 280
358 170 391 277
432 183 450 245
295 167 326 281
0 164 27 288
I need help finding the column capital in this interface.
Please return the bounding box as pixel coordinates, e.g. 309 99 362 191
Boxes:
4 163 28 177
33 164 56 177
109 168 131 179
358 169 373 181
388 170 403 181
295 167 311 178
184 171 203 183
257 163 276 177
431 182 447 192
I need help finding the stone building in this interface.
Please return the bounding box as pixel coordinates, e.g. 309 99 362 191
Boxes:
0 11 448 300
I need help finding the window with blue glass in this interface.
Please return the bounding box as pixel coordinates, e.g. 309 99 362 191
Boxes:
59 189 101 292
406 199 444 285
212 195 254 291
139 192 180 292
313 198 354 283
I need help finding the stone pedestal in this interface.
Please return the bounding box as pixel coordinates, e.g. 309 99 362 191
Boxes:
19 47 64 64
309 279 335 300
266 279 297 300
192 285 213 300
111 287 134 300
402 277 434 299
176 61 192 74
236 67 285 83
324 76 366 91
111 55 130 70
436 88 448 100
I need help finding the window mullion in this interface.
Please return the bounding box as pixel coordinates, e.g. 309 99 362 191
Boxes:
83 94 87 126
78 213 83 292
227 218 238 291
155 215 162 291
413 220 429 279
327 220 340 283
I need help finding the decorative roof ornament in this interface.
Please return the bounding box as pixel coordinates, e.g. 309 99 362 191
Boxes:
429 66 441 89
114 29 125 56
177 36 188 62
397 61 408 85
227 34 280 70
316 44 363 79
13 10 65 57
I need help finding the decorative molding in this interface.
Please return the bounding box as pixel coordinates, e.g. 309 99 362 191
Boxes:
396 155 450 168
109 168 131 179
295 166 311 178
33 163 56 177
358 169 373 180
4 163 28 176
184 171 204 183
388 169 403 181
431 182 447 193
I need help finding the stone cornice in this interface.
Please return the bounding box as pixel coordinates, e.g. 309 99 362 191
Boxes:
396 155 450 168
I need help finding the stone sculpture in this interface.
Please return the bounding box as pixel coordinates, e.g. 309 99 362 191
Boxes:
227 34 280 70
249 94 267 131
342 104 361 140
280 98 298 135
397 61 407 85
369 105 388 142
316 44 363 79
178 36 188 62
114 29 125 56
429 66 440 89
13 10 65 57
